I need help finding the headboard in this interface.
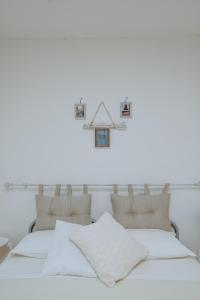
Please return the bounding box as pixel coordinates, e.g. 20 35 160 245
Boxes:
3 180 197 242
28 219 179 239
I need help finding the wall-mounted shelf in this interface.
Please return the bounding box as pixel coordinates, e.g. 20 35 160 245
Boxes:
83 123 126 130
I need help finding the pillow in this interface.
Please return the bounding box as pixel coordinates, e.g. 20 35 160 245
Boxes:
42 221 95 277
34 185 91 231
111 184 171 231
70 212 148 287
127 229 196 259
9 230 54 259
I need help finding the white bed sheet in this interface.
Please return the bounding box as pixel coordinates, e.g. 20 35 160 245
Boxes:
0 255 200 281
0 256 44 278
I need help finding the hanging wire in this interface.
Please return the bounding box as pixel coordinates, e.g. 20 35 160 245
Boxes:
90 101 116 127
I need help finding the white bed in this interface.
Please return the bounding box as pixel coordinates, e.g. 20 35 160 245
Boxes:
1 185 200 299
0 226 200 300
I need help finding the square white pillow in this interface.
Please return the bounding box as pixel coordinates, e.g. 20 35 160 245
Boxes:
70 212 148 286
127 229 196 259
42 221 95 277
9 230 54 259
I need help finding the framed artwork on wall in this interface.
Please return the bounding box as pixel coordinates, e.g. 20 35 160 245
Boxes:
95 128 110 148
120 101 132 118
75 103 86 120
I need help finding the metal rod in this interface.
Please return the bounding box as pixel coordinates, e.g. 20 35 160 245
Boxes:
4 181 200 192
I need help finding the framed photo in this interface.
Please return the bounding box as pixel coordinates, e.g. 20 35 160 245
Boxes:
95 128 110 148
74 103 86 120
120 102 132 118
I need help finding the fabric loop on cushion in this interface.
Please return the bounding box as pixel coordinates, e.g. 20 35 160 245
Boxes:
162 183 170 194
38 184 44 196
66 184 72 196
54 184 61 197
128 184 133 196
113 185 118 194
83 185 88 194
144 184 150 195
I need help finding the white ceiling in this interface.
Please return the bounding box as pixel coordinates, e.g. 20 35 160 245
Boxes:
0 0 200 39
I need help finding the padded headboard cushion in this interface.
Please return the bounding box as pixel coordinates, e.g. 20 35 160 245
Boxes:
111 184 171 231
34 184 92 231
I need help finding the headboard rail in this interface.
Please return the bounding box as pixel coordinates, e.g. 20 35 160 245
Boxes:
4 182 200 192
29 219 179 239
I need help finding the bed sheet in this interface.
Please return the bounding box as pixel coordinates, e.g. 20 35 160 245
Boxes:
0 255 200 281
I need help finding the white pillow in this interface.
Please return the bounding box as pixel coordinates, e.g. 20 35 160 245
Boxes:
70 212 148 287
127 229 196 259
9 230 54 259
42 221 95 277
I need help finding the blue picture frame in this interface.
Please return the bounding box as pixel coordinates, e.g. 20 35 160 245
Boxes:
95 128 110 148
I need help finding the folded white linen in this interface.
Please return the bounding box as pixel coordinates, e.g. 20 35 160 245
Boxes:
42 221 95 277
1 255 200 281
9 230 54 259
127 229 196 259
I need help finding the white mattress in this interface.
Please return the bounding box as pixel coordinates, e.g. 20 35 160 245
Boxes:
0 255 200 281
1 256 200 300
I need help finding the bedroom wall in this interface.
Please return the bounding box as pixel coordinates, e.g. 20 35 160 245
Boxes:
0 38 200 252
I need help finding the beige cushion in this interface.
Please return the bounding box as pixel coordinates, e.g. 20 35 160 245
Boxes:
111 186 171 231
70 212 148 287
34 194 91 231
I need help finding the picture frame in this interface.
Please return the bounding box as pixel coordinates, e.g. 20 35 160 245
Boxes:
95 128 110 148
120 102 132 118
74 103 86 120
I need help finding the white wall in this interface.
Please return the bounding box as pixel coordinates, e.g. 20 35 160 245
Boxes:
0 38 200 252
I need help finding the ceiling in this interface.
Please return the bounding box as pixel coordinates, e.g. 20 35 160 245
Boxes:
0 0 200 39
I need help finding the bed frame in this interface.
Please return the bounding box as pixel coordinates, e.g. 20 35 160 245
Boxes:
28 220 179 239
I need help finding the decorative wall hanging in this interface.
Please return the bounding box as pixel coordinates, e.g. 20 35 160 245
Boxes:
83 101 126 148
120 96 132 118
83 101 126 130
95 128 110 148
74 97 86 120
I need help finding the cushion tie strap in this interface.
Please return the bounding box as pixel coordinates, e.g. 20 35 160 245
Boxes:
162 183 170 194
54 184 61 197
128 184 133 196
66 184 72 196
144 184 150 195
113 185 118 194
83 185 88 194
38 184 44 196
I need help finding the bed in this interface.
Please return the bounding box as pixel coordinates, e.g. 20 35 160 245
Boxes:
0 226 200 300
0 184 200 299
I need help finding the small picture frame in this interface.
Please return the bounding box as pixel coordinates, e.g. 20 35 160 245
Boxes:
75 103 86 120
95 128 110 148
120 102 132 118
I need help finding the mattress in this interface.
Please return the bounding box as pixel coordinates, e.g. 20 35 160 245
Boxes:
0 273 200 300
0 256 200 300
